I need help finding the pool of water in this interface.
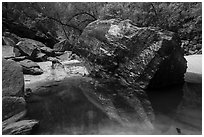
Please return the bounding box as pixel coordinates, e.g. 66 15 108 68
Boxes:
25 75 201 135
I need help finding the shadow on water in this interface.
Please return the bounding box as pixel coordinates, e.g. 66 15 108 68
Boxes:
146 82 202 135
26 79 109 134
146 85 184 133
26 76 202 135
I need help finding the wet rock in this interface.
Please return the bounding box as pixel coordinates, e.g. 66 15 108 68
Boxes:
53 39 73 52
2 59 24 97
2 120 39 135
2 97 26 121
18 59 43 75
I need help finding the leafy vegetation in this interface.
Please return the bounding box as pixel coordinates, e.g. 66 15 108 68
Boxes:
2 2 202 55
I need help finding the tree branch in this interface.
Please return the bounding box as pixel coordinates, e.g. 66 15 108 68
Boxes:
46 16 82 33
77 19 95 27
56 12 69 40
66 11 97 23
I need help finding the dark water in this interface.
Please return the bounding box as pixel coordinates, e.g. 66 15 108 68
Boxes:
26 77 202 135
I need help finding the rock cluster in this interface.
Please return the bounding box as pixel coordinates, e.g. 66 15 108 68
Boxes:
2 59 39 135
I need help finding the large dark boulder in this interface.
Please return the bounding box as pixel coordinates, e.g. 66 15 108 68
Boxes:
2 97 26 121
74 19 187 89
73 19 187 128
2 59 24 97
18 59 43 75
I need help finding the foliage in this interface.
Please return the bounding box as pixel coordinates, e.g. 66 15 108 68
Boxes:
98 2 202 55
2 2 202 55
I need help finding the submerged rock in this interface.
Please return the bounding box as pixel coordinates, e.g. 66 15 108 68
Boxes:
2 59 24 97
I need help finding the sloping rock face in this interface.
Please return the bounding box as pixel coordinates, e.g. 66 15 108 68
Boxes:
2 59 24 97
74 19 187 89
73 19 187 128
